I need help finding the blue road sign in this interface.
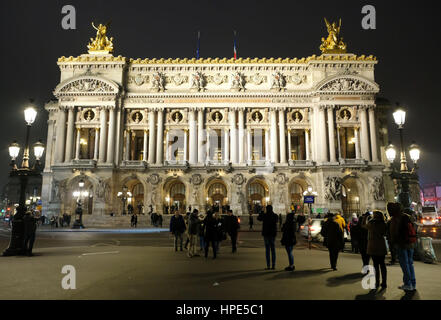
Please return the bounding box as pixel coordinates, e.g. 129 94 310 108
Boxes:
304 196 315 204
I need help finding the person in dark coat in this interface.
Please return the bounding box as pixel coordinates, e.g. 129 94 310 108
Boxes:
296 213 306 232
169 211 186 251
349 214 360 253
223 209 240 253
187 210 200 257
386 218 397 265
249 213 254 230
23 211 37 256
204 210 219 259
258 205 278 270
281 212 297 271
363 211 388 289
354 212 371 269
321 213 344 270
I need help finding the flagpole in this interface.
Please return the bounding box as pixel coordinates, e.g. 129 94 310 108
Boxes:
196 31 201 59
233 30 237 60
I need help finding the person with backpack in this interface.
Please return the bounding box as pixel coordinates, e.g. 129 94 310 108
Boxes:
258 205 278 270
223 209 240 253
362 211 388 290
281 212 297 271
389 202 417 292
320 213 344 270
203 210 219 259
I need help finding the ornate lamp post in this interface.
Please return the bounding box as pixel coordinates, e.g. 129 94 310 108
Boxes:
72 179 88 229
117 186 132 216
386 106 421 211
3 103 45 256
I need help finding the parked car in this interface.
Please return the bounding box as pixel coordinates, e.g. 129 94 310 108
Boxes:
421 207 439 226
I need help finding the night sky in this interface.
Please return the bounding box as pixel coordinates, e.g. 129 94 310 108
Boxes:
0 0 440 189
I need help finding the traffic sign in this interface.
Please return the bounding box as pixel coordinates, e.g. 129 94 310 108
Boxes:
304 196 315 204
37 200 42 205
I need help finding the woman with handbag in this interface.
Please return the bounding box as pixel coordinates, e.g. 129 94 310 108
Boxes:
281 212 297 271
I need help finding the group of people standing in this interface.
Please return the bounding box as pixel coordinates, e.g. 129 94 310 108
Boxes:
169 207 240 259
321 202 417 291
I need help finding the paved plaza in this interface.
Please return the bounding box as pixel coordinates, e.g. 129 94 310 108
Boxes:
0 227 440 300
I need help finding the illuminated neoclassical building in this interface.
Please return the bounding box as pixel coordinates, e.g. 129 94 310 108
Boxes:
41 22 394 219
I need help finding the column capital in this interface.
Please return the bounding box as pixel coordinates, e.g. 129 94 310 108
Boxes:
58 105 69 112
357 105 368 111
367 104 377 111
95 127 100 131
305 128 310 133
237 107 246 112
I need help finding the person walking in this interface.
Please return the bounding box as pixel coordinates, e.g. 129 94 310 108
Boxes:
187 210 200 257
281 212 297 271
158 214 163 228
356 212 371 269
169 211 186 252
386 218 397 265
258 205 278 270
198 213 206 252
23 211 37 256
349 214 360 253
204 210 219 259
296 213 306 232
223 209 240 253
389 202 417 292
249 213 254 230
363 211 388 289
320 213 344 270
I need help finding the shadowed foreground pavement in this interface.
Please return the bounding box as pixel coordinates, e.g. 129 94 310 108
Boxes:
0 228 440 300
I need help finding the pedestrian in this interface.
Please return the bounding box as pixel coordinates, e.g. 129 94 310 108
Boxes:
158 214 163 228
133 214 138 228
59 215 64 228
127 203 134 215
204 210 219 259
169 210 186 252
249 213 254 230
223 209 240 253
23 211 37 256
214 211 224 254
363 211 388 289
187 209 200 257
320 213 344 270
386 218 397 265
184 209 191 250
258 205 278 270
198 213 206 252
296 213 306 232
349 213 360 253
334 212 347 233
281 211 297 271
356 212 371 269
279 214 283 231
131 214 135 227
389 203 417 292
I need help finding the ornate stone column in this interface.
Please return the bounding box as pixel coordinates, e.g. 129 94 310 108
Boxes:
114 106 122 164
94 128 99 160
98 107 108 163
230 109 238 164
327 106 337 162
279 109 287 164
143 129 148 162
106 106 116 164
183 129 188 163
265 128 270 162
368 106 379 162
238 108 245 164
319 106 328 163
270 109 278 163
224 128 230 163
247 129 252 164
354 126 361 160
305 129 310 161
287 129 292 162
64 106 75 162
54 107 67 164
74 128 81 160
336 126 341 161
148 110 156 164
206 129 211 162
124 129 130 161
359 106 371 161
156 108 164 164
165 130 170 161
44 119 55 171
188 108 197 165
197 108 205 164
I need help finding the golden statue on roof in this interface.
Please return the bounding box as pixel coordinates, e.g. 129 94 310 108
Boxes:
87 22 114 54
320 18 347 54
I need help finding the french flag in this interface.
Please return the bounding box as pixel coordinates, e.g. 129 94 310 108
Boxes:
233 31 237 60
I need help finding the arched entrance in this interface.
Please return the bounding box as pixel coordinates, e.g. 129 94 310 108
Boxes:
66 177 94 216
341 177 361 217
206 180 228 207
120 178 144 215
165 180 186 213
248 179 269 213
289 182 304 213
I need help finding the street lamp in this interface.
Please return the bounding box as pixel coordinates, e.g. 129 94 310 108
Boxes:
3 102 44 257
118 185 132 216
387 105 421 211
72 179 88 229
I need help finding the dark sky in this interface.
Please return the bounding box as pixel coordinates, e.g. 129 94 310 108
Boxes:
0 0 440 189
